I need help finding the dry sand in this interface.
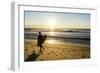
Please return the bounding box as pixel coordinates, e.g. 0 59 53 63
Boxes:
24 40 90 61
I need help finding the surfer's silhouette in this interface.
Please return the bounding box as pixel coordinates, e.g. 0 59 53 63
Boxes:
37 32 47 52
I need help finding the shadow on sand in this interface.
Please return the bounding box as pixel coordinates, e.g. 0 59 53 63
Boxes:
25 51 43 61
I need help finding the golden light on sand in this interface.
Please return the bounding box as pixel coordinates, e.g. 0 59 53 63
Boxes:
48 40 55 44
48 19 56 29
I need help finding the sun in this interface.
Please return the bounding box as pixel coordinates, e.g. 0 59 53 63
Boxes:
48 19 56 29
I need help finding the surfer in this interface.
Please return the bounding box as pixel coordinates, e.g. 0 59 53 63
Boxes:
37 32 46 52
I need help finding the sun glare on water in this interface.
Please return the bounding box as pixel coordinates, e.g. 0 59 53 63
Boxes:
47 18 56 44
49 31 55 35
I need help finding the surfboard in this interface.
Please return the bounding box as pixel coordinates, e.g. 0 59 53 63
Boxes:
41 35 47 44
37 35 47 46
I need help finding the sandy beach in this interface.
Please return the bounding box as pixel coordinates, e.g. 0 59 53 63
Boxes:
24 39 90 61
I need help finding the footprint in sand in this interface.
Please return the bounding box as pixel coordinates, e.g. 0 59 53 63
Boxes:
59 53 62 55
51 51 55 54
55 54 58 56
47 53 50 55
53 52 56 54
62 50 65 53
47 51 54 55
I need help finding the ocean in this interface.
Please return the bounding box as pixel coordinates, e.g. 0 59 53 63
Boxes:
24 28 90 45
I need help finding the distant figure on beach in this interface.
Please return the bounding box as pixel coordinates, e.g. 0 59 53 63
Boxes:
37 32 47 52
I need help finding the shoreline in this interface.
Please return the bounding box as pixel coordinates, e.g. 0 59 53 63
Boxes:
25 38 90 47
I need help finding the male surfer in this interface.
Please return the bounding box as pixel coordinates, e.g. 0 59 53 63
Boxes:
37 32 44 52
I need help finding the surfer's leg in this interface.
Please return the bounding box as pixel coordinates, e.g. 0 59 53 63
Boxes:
41 45 45 51
40 45 43 52
40 47 42 52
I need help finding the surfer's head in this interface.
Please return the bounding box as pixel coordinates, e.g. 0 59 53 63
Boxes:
39 32 41 35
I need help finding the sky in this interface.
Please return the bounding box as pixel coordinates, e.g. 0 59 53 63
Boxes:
24 11 90 29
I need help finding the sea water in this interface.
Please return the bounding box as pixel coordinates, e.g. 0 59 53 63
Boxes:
24 29 90 45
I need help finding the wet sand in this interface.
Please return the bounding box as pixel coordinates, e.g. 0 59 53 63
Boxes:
24 40 90 61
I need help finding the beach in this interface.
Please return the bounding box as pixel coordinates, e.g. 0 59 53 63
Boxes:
24 11 90 62
24 39 90 61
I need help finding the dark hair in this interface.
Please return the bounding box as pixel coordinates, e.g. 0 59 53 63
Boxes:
39 32 41 35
